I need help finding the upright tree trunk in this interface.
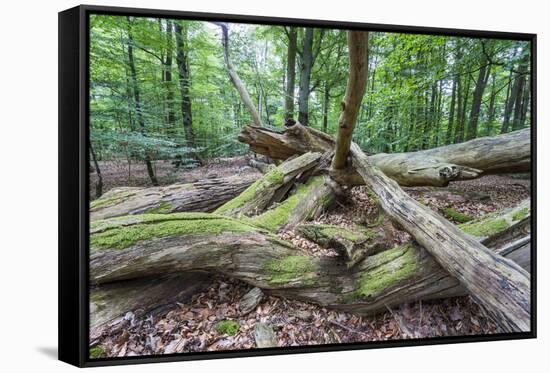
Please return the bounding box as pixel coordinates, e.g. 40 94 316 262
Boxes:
174 22 195 148
331 31 369 170
126 17 158 186
322 83 330 133
90 143 103 198
163 20 176 131
486 71 497 136
455 75 470 143
298 28 314 125
446 78 457 144
512 60 528 131
466 54 490 140
284 27 297 121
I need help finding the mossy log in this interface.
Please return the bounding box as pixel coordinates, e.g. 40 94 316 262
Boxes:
89 200 530 321
90 175 257 221
238 123 530 187
350 143 531 332
215 152 323 218
296 223 390 267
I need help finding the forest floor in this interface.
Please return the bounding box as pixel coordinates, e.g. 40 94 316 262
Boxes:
90 157 530 357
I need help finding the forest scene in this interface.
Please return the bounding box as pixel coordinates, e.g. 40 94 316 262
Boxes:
88 14 532 358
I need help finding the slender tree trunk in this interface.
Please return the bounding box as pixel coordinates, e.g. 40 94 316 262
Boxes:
455 75 471 143
284 27 297 121
126 17 158 186
322 83 330 133
331 31 369 170
519 77 531 128
486 71 497 136
298 28 314 125
174 21 195 148
446 78 457 144
466 55 490 140
90 143 103 198
164 20 176 131
512 60 528 131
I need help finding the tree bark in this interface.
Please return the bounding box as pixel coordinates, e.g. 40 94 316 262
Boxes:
217 23 263 127
90 174 259 221
239 123 530 187
90 143 103 198
298 28 314 125
466 53 490 140
284 27 297 121
126 17 159 186
89 200 530 321
174 21 195 148
331 31 368 170
350 143 530 332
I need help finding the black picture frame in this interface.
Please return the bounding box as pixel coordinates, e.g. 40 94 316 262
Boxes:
59 4 537 367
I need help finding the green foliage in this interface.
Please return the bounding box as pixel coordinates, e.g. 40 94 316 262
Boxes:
89 345 105 359
89 14 532 172
512 207 529 221
214 320 240 336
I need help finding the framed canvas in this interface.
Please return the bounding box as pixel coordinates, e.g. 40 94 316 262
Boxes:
58 4 536 367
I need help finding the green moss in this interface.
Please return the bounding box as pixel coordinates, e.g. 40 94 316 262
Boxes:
512 207 529 221
145 201 172 214
90 212 258 250
90 190 135 210
252 177 324 232
443 207 473 223
215 320 240 336
342 245 418 302
263 255 317 285
460 218 509 237
89 345 105 359
316 224 373 242
215 168 285 214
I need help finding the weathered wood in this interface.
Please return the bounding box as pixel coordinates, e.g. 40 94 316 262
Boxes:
332 31 368 169
296 223 390 267
90 175 256 221
350 143 531 332
215 152 324 218
89 201 530 320
239 124 530 187
254 322 277 348
239 287 264 315
89 272 210 338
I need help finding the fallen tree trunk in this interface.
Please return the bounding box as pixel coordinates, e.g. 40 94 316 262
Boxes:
238 124 530 187
90 175 257 221
350 143 531 332
89 272 210 338
89 200 530 322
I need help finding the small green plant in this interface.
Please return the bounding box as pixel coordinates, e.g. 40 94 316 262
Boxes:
443 207 473 223
215 320 240 336
89 345 105 359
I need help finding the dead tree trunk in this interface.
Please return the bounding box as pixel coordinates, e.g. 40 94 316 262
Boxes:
217 23 263 127
239 124 530 187
350 144 530 331
90 174 259 221
89 200 530 322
